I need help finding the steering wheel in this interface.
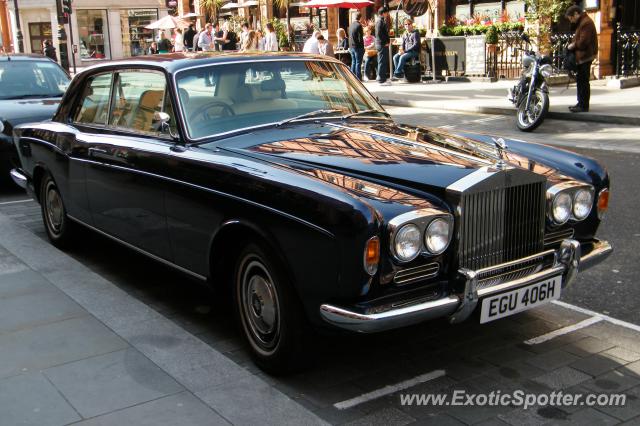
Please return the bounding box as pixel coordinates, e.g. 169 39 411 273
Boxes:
192 101 235 123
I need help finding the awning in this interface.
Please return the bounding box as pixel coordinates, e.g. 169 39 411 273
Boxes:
221 2 241 9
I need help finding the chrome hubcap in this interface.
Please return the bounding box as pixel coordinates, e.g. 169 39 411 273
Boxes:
241 259 280 351
45 184 63 234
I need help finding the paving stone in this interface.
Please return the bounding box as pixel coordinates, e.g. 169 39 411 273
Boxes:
626 360 640 378
562 336 617 358
0 284 86 334
72 391 228 426
582 369 640 393
394 375 458 420
44 348 184 418
526 350 582 372
0 316 128 379
532 367 592 390
578 322 640 353
480 345 535 367
498 405 569 426
602 347 640 363
545 407 620 425
570 353 629 376
485 361 547 385
619 415 640 425
0 254 29 275
196 375 328 425
0 372 81 426
343 407 415 426
312 404 368 425
522 331 589 355
470 417 511 426
595 384 640 421
0 269 53 297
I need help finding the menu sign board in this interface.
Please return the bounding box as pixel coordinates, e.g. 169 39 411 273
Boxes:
465 35 486 75
424 36 466 73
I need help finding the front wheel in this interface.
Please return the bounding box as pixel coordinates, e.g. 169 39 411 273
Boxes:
516 88 549 132
40 173 75 248
234 243 312 375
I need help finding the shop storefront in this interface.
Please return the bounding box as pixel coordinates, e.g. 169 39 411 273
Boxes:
120 8 158 57
77 9 110 59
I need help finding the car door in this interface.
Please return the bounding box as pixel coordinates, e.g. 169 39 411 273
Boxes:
79 69 174 261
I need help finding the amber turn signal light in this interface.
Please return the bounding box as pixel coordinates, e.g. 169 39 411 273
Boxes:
597 188 609 219
364 236 380 276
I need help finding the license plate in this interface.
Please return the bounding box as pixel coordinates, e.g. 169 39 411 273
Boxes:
480 276 562 324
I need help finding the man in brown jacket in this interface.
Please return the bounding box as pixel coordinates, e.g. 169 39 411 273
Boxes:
566 5 598 112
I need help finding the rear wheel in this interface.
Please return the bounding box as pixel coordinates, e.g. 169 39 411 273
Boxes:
234 243 311 375
516 88 549 132
40 173 75 248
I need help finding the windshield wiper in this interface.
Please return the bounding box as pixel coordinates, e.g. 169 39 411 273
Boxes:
341 109 391 120
275 109 343 127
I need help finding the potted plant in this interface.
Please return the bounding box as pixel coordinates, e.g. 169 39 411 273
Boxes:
485 25 499 54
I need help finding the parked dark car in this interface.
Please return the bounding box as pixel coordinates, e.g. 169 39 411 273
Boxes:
0 54 70 186
11 53 612 373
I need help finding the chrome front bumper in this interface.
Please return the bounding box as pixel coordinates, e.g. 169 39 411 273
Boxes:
320 238 612 332
10 168 27 189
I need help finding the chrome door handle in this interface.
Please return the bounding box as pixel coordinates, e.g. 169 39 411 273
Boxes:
88 147 108 155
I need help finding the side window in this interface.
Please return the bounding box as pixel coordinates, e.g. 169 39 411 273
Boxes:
74 73 113 125
109 71 173 135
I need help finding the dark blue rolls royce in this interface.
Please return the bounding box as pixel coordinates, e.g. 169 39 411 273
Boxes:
11 52 612 373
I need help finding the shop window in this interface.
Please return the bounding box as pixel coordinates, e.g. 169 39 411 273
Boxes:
120 9 158 57
77 10 110 60
28 22 52 54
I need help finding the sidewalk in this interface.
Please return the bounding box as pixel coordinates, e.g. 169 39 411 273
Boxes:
367 79 640 126
0 212 326 426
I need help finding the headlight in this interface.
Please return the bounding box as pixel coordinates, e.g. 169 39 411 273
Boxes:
393 223 422 262
540 64 553 78
552 192 572 224
573 189 593 220
424 218 451 254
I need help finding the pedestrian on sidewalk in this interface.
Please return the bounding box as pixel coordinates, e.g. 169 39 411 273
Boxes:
184 24 196 51
566 5 597 113
375 7 391 86
348 12 365 80
392 18 420 80
198 23 216 52
43 40 58 63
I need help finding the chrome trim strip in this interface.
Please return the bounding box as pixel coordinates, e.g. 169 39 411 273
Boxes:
20 136 67 156
474 248 555 276
579 239 612 271
67 214 208 282
320 296 460 333
393 262 440 285
476 265 565 297
10 169 27 189
71 157 334 238
446 166 502 193
328 122 494 167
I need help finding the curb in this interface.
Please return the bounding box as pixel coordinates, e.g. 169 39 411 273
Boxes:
379 98 640 126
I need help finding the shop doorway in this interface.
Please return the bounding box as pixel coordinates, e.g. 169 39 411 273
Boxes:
28 22 52 54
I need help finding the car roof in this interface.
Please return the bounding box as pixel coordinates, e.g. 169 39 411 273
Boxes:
0 54 55 62
76 52 343 75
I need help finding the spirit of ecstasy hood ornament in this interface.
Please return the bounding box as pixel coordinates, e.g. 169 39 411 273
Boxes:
492 137 508 170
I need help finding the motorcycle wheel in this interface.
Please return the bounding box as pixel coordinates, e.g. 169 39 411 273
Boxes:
516 88 549 132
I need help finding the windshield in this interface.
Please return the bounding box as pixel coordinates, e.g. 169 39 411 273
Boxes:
175 59 385 140
0 60 70 100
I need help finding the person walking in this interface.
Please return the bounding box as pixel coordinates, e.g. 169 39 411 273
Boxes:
348 13 365 80
184 24 196 51
565 5 597 113
264 23 279 51
173 28 184 52
392 18 420 80
375 7 391 85
198 23 216 52
43 40 58 63
157 32 172 53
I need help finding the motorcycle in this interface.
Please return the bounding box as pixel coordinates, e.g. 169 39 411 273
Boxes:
508 34 555 132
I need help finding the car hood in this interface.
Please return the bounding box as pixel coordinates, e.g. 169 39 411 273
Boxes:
0 98 61 125
218 121 564 194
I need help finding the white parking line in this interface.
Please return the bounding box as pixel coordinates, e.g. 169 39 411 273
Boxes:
524 316 604 345
553 300 640 333
438 125 455 129
333 369 446 410
0 199 33 206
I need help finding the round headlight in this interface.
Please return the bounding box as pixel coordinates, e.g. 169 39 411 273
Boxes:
394 224 422 262
540 64 553 78
552 192 572 224
573 189 593 220
425 218 451 254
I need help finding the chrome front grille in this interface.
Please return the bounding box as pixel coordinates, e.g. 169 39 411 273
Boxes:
544 228 575 247
459 181 546 271
394 263 440 285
